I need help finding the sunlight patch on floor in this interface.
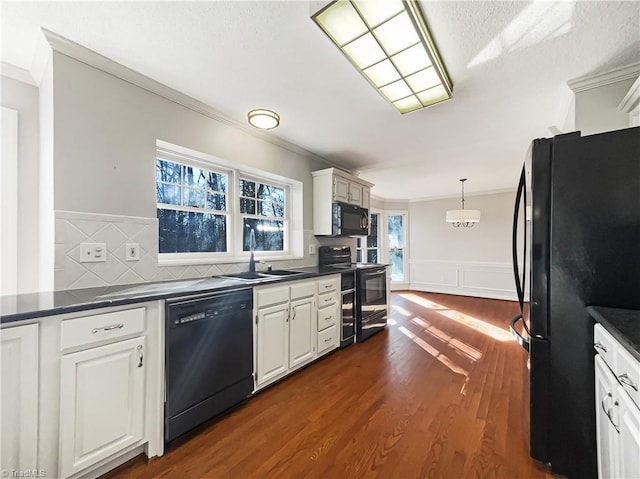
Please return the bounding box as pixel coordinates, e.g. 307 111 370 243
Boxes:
398 293 513 343
410 316 483 361
398 325 470 395
391 304 412 317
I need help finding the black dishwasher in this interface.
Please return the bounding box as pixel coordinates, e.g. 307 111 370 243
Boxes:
165 288 253 443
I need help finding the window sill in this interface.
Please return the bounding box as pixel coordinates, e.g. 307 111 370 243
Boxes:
158 254 304 267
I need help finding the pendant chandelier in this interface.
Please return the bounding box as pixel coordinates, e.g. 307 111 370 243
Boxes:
446 178 481 227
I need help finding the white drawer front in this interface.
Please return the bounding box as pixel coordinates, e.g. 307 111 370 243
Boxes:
61 308 145 351
290 281 316 301
317 303 338 331
317 325 337 354
318 277 339 294
255 285 289 308
318 291 338 308
617 346 640 409
594 324 617 370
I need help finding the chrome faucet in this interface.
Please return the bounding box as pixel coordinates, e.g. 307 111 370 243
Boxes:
248 229 261 273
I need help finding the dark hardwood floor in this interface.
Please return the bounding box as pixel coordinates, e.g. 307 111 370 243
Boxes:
108 292 555 479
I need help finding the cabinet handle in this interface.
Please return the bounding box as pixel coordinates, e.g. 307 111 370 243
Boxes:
324 337 332 343
324 297 332 303
324 284 332 289
292 309 296 321
619 373 638 391
601 393 620 434
594 342 607 353
327 315 332 320
92 323 124 333
137 345 144 368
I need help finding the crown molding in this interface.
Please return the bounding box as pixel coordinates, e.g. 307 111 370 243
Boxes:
40 28 343 170
567 63 640 93
408 187 515 203
618 76 640 113
1 62 37 86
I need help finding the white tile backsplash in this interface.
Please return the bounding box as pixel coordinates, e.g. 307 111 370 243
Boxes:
54 210 350 291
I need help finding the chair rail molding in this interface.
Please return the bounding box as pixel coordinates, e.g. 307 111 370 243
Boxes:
409 259 530 301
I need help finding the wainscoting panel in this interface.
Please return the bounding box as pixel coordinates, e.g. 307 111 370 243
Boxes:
409 260 530 301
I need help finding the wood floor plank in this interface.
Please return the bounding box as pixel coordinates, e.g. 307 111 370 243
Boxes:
105 292 556 479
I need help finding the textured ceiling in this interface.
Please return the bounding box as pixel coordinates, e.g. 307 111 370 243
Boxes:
2 1 639 199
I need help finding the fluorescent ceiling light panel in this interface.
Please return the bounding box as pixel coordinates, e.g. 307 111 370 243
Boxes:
312 0 452 113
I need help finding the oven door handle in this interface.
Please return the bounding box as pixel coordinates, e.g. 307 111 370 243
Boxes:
342 289 356 294
362 268 386 276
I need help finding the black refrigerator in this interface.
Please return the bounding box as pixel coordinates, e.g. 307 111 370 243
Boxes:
509 126 640 479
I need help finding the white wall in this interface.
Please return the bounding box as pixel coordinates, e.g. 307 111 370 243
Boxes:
575 78 636 135
0 76 41 293
408 191 520 300
47 52 350 290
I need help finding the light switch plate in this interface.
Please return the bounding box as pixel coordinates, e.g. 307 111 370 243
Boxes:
79 243 107 263
309 244 317 255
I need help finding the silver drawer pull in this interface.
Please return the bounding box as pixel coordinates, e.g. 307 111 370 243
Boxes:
619 373 639 391
594 342 607 353
92 323 124 333
324 284 332 289
326 315 332 320
324 337 332 343
324 297 332 302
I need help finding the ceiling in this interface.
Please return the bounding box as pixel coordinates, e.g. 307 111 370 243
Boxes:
2 1 639 200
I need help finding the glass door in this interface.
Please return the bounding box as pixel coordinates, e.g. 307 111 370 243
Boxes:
387 213 406 282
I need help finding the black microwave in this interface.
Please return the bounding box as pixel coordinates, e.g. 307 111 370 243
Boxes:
332 202 369 236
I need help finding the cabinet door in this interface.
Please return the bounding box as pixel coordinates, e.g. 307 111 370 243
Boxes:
595 356 620 479
348 182 363 206
334 176 350 203
362 187 370 210
256 304 289 386
289 297 315 370
0 324 38 471
59 336 146 478
618 386 640 479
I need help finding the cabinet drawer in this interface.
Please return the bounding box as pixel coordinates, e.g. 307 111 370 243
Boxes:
594 324 617 370
61 308 145 351
318 291 338 308
617 346 640 409
317 304 338 331
317 325 337 354
290 281 316 301
318 277 339 294
256 285 289 308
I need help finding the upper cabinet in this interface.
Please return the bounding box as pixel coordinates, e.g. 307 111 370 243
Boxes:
312 168 373 236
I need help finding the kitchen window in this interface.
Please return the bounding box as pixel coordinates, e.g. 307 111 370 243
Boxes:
157 159 230 254
239 177 287 252
356 212 379 263
388 213 406 281
156 141 301 265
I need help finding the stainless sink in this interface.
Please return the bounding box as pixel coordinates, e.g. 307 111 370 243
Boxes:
220 270 306 281
220 272 272 280
264 269 306 276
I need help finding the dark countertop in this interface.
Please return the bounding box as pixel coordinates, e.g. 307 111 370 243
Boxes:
587 306 640 362
0 265 372 325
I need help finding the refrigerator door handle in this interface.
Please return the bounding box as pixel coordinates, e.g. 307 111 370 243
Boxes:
512 165 527 312
509 314 530 352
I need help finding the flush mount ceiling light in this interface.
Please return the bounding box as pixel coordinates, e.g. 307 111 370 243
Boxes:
446 178 481 227
312 0 452 114
247 109 280 129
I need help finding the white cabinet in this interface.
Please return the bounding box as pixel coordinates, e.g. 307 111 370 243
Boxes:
595 355 620 479
254 275 340 390
56 306 153 478
0 323 38 472
316 276 339 356
312 167 373 235
256 302 289 386
594 324 640 479
59 336 146 477
289 296 315 369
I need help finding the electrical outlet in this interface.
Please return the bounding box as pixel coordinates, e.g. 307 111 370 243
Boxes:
79 243 107 263
308 244 317 255
125 243 140 261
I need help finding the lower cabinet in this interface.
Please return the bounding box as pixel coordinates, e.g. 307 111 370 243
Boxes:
594 324 640 479
254 275 339 390
0 323 39 472
59 336 147 477
256 302 289 386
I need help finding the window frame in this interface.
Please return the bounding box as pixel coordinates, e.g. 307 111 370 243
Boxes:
356 209 381 264
383 210 408 284
156 142 298 265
